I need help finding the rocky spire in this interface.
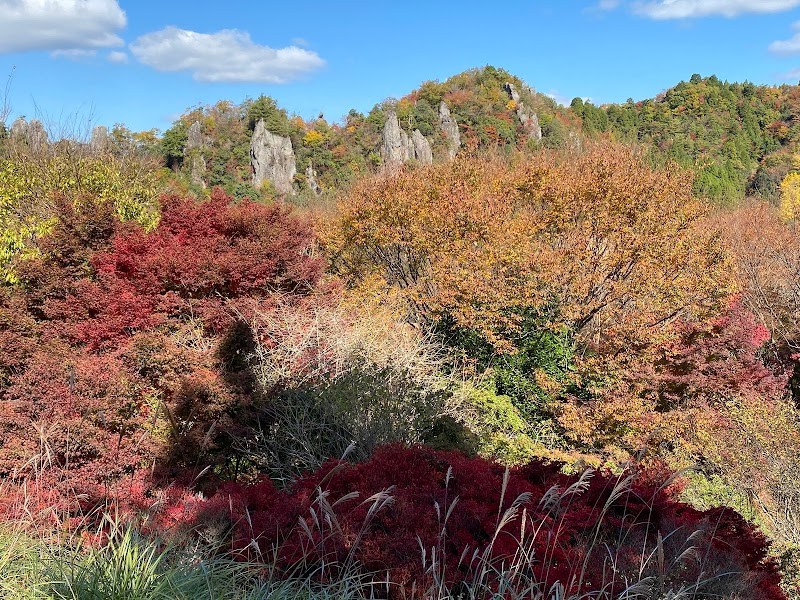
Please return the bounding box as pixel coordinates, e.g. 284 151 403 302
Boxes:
381 111 413 168
412 130 433 165
438 101 461 160
26 119 48 150
306 161 321 195
10 117 27 143
250 119 296 195
504 82 542 142
381 111 433 169
184 121 207 188
90 125 109 153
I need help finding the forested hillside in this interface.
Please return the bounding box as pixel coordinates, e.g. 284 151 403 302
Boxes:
2 66 800 598
573 74 800 203
154 67 573 200
143 68 800 208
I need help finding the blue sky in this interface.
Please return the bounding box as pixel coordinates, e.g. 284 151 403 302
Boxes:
3 0 800 135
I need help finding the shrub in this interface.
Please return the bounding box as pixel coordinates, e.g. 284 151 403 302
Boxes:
244 300 448 482
0 139 162 283
0 189 329 515
201 445 785 599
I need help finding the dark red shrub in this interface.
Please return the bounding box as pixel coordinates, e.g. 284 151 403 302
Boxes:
649 298 786 409
0 189 329 516
198 445 784 599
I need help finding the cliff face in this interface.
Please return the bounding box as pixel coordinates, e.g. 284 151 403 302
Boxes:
504 82 542 141
250 119 296 195
438 101 461 159
381 111 433 169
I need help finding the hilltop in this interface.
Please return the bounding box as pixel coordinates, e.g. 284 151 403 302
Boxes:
4 66 799 207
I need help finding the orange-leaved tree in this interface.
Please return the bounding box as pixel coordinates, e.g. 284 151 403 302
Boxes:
329 141 735 459
331 141 731 354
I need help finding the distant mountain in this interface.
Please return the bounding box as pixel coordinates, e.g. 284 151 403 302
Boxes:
8 67 796 205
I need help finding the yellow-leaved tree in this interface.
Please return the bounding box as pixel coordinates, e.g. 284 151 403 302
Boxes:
0 139 162 283
780 169 800 222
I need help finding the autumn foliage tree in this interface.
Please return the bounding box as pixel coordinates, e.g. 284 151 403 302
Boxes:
330 141 737 463
0 189 328 514
714 201 800 358
331 141 731 349
0 137 162 284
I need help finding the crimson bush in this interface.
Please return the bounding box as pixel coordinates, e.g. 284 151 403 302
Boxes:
201 445 785 599
0 189 326 514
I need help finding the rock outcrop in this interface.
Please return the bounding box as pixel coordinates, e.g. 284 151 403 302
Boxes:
438 101 460 160
250 119 296 195
412 129 433 165
184 121 207 188
381 111 413 167
186 121 203 150
381 111 433 169
90 125 109 153
10 117 27 142
504 82 542 141
188 154 207 188
305 161 321 195
8 118 48 150
26 119 48 150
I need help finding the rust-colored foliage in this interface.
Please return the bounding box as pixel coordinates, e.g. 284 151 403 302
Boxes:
331 141 731 352
0 189 326 514
560 299 789 455
713 201 800 357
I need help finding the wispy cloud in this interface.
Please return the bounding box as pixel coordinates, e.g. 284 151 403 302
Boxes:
130 27 325 83
545 91 573 106
51 49 97 60
601 0 800 18
107 50 129 64
0 0 126 53
770 21 800 55
779 67 800 79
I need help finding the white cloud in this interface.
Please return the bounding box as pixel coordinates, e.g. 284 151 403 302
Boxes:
0 0 126 53
770 21 800 54
129 27 325 83
51 48 96 60
107 50 128 63
633 0 800 19
780 67 800 80
545 91 572 106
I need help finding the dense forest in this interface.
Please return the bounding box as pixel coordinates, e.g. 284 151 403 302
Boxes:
2 66 800 598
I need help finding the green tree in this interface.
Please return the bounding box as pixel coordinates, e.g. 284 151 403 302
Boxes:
245 95 291 135
159 121 187 169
